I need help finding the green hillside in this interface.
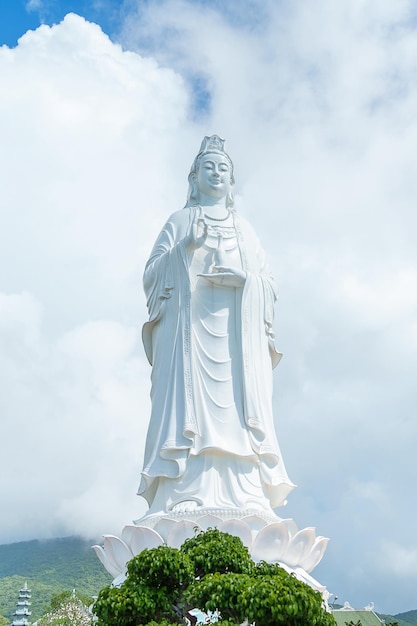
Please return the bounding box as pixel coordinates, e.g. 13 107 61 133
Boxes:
378 615 416 626
0 536 112 621
389 609 417 625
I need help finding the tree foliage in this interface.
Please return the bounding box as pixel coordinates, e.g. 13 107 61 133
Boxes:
185 568 334 626
94 528 335 626
181 527 252 578
94 546 195 626
37 599 92 626
36 591 93 626
43 590 93 614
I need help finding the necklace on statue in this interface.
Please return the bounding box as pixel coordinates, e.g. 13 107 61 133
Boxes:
203 208 231 222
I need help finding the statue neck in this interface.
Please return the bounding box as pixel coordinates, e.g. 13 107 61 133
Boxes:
198 193 229 219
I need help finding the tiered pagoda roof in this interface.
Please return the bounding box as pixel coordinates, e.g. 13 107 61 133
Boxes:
10 582 32 626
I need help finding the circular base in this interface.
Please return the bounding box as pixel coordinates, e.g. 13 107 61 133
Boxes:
134 507 280 527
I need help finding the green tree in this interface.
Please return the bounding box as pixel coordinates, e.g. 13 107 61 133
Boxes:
37 599 92 626
185 570 334 626
94 546 194 626
0 615 9 626
181 527 253 578
43 590 93 615
93 529 336 626
37 591 93 626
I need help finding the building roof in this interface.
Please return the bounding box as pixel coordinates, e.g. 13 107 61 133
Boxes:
332 608 384 625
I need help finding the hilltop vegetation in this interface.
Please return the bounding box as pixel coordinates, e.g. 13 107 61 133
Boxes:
380 610 417 625
0 536 111 621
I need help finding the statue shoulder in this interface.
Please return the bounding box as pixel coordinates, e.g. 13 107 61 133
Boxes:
165 207 194 229
234 212 260 242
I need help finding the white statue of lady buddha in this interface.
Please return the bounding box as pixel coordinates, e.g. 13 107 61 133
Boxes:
138 135 295 518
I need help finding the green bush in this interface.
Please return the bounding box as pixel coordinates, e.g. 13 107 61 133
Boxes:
185 570 335 626
94 547 194 626
126 546 194 591
181 528 252 577
43 590 93 615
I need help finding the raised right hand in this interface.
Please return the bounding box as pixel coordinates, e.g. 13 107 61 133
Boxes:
184 216 208 253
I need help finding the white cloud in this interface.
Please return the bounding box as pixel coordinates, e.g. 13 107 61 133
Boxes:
2 0 417 615
378 542 417 578
0 13 190 543
26 0 44 11
0 291 148 541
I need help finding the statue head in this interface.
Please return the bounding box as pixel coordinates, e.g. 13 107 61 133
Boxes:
185 135 235 208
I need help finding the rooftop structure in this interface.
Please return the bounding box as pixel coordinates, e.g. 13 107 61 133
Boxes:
332 601 385 626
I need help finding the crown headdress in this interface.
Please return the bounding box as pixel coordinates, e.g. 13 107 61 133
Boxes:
193 134 233 175
198 134 226 155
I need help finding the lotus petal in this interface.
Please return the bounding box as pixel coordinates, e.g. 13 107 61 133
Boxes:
92 544 121 579
240 514 269 544
293 567 328 595
104 535 133 572
284 527 315 568
122 524 163 556
218 519 252 548
251 522 289 562
240 514 268 531
112 572 127 588
239 514 269 544
195 514 223 530
153 517 178 540
299 536 329 573
167 520 200 548
97 535 132 577
280 518 299 538
121 524 139 545
277 561 293 575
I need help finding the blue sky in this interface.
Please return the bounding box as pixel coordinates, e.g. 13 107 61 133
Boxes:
1 0 417 617
0 0 120 46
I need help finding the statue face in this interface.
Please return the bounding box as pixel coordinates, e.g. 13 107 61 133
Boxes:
196 153 232 199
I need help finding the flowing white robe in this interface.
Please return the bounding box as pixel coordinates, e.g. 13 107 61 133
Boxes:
139 206 295 515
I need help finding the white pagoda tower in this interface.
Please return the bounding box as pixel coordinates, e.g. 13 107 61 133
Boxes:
10 582 32 626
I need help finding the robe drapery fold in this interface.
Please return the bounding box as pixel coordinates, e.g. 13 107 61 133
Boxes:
139 206 295 513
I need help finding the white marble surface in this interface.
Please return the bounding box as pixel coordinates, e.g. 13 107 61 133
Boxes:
138 135 294 517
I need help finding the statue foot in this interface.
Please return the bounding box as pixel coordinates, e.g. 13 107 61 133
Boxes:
171 500 199 512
